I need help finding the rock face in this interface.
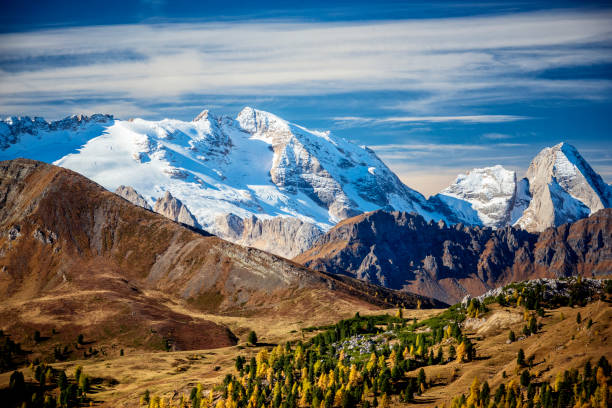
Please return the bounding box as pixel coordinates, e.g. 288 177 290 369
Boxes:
0 108 456 257
514 142 612 232
214 213 323 259
115 185 152 210
234 107 447 222
295 208 612 304
0 158 443 318
435 165 517 228
153 191 198 228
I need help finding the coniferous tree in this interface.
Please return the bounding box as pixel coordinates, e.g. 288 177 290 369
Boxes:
517 349 526 367
529 316 537 334
520 370 530 387
248 331 258 346
449 345 456 360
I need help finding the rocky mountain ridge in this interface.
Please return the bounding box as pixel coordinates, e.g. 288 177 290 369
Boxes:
115 185 152 210
0 158 443 315
435 165 517 228
295 208 612 304
152 191 199 228
515 142 612 231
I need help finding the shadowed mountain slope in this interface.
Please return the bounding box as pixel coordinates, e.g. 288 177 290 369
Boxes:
295 209 612 303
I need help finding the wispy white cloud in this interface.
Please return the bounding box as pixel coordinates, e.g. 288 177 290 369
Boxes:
482 132 512 140
334 115 528 125
0 9 611 116
496 143 528 147
369 143 489 151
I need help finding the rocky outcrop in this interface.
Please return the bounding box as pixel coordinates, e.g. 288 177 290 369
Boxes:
467 277 605 305
514 142 612 232
115 185 152 210
295 208 612 304
153 191 198 228
214 213 323 258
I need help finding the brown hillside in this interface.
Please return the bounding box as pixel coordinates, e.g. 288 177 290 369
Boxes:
0 159 443 353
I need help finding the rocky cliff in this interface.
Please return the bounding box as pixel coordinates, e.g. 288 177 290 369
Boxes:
115 185 152 210
514 142 612 232
214 213 324 258
153 191 199 228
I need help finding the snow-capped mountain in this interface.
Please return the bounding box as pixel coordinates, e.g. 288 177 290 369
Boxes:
0 114 113 162
435 165 517 228
515 142 612 231
2 109 608 252
435 143 612 231
0 108 451 257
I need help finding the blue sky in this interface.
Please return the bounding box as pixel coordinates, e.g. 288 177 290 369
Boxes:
1 0 611 195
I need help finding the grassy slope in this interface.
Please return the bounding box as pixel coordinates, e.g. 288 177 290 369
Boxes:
2 298 610 407
407 300 611 407
0 300 441 407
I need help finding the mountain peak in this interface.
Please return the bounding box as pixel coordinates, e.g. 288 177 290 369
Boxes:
553 141 568 149
236 107 289 135
553 141 576 151
515 142 612 231
193 109 210 122
436 164 516 228
115 185 152 210
153 191 199 228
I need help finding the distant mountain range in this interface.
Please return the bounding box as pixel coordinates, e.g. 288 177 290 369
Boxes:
435 142 612 231
1 109 610 259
